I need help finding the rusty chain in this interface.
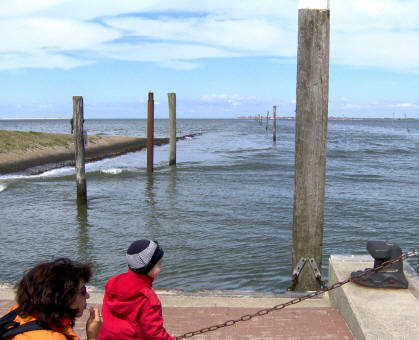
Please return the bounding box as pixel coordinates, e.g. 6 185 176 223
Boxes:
175 248 418 339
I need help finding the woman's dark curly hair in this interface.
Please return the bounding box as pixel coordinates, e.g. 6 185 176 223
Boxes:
16 258 92 328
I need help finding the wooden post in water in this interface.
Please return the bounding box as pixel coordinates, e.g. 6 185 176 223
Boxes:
168 93 176 166
73 96 87 204
265 111 269 131
147 92 154 172
273 105 277 142
292 0 330 291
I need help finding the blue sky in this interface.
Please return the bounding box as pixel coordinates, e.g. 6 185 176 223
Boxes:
0 0 418 119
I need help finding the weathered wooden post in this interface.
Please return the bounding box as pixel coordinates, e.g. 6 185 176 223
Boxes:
73 96 87 204
273 105 277 142
147 92 154 172
265 111 269 131
292 0 330 291
168 93 176 166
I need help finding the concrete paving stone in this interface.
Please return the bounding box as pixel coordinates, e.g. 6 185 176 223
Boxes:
0 297 353 340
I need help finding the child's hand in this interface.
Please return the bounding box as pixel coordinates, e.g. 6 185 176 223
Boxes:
86 307 103 340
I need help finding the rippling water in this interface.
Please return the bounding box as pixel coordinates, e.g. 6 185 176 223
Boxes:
1 118 418 293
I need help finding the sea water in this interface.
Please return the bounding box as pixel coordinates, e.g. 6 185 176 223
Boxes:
0 118 418 293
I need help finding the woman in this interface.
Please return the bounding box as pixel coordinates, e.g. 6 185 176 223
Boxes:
5 258 102 339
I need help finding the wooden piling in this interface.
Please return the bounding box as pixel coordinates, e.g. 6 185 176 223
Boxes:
292 0 330 291
168 93 176 166
147 92 154 172
73 96 87 204
273 105 277 142
265 111 269 131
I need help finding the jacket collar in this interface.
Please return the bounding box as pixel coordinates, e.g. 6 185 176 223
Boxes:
127 269 154 286
32 310 72 332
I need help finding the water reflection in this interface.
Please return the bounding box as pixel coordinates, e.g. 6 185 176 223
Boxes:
145 173 155 207
144 173 161 230
75 204 93 264
167 167 177 208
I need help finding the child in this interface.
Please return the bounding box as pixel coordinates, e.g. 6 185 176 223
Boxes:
99 240 175 340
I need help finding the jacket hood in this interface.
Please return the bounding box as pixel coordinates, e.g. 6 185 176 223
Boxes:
104 270 154 317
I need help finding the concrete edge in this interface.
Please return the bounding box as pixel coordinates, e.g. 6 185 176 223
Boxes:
328 256 365 340
404 260 419 300
328 255 419 340
0 286 331 308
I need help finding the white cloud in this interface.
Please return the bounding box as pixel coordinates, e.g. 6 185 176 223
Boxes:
98 42 239 63
393 103 418 108
1 0 419 71
0 0 71 17
3 0 296 21
0 51 90 70
104 16 295 55
343 103 362 109
0 18 120 52
332 27 419 70
202 94 258 107
331 0 419 69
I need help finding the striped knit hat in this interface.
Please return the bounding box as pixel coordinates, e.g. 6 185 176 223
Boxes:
126 240 164 274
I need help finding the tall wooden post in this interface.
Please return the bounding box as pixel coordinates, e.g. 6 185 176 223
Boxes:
73 96 87 204
147 92 154 172
292 0 330 291
273 105 277 142
168 93 176 166
265 111 269 131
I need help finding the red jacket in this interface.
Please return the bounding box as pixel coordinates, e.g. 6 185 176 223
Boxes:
98 270 174 340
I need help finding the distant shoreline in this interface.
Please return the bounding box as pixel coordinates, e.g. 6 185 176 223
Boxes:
1 117 418 120
235 116 419 120
0 117 69 120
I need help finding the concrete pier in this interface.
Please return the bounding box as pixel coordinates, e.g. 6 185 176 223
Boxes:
328 255 419 340
1 256 417 339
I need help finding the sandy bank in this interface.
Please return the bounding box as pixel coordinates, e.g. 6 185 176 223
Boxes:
0 133 198 175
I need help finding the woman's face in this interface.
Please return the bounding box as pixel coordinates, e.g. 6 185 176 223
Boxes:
70 281 90 316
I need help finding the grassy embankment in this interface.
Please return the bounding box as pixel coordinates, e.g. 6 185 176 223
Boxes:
0 130 100 155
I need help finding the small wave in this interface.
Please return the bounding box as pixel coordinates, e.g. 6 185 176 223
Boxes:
0 184 7 192
0 167 74 180
38 167 74 177
0 282 15 289
100 168 123 175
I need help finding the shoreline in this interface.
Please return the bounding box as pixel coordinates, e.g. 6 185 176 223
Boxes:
2 117 419 120
0 133 200 175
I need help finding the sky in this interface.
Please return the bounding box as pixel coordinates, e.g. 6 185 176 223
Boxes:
0 0 418 119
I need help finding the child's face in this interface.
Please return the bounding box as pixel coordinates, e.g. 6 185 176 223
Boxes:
147 258 163 279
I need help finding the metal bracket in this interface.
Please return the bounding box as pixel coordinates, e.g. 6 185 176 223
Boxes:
294 257 307 277
287 257 307 291
288 257 325 290
412 247 419 273
308 258 325 288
